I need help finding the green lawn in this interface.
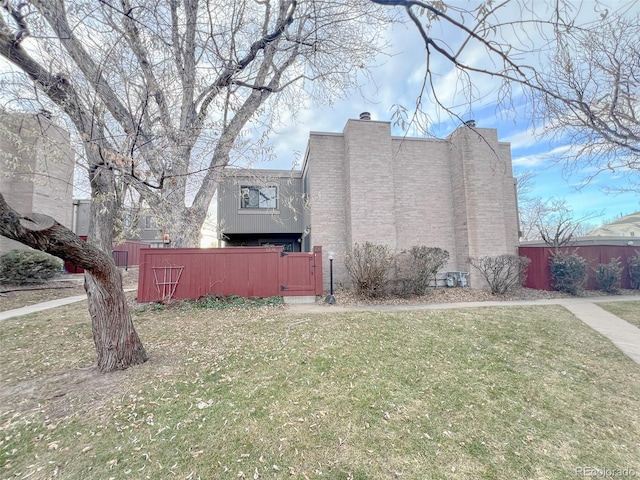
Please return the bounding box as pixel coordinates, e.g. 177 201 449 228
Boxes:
1 301 640 479
598 301 640 329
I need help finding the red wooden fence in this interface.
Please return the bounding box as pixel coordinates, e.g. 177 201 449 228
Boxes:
519 245 637 291
112 240 152 267
137 246 323 302
65 239 151 273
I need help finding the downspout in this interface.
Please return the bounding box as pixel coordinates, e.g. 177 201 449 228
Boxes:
72 199 79 234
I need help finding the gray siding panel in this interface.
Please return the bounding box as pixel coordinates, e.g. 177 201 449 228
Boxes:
218 171 304 234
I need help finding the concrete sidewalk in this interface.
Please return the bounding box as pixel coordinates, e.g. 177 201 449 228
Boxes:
0 288 136 322
0 295 88 321
2 291 639 365
562 300 640 364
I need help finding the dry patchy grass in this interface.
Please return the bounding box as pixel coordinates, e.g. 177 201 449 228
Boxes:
1 301 640 479
598 301 640 329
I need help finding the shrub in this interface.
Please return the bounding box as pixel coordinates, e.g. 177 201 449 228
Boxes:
628 251 640 290
193 294 284 309
392 246 449 296
0 249 62 285
468 255 530 295
595 257 623 293
344 242 392 298
550 250 588 295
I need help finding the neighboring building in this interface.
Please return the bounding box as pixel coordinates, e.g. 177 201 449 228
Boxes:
72 199 166 248
0 111 75 255
521 211 640 248
588 211 640 239
218 114 520 288
217 169 306 252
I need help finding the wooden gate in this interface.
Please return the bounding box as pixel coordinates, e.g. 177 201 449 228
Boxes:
279 248 321 296
137 246 323 302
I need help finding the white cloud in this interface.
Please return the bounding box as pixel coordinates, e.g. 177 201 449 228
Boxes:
502 127 541 151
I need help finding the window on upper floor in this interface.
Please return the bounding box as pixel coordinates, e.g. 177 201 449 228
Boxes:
240 185 277 209
144 215 157 229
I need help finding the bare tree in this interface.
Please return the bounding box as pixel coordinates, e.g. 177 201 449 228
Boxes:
536 14 640 183
515 171 599 242
0 194 147 372
0 0 391 372
535 198 600 248
515 170 542 241
372 0 638 186
368 0 581 128
1 0 391 246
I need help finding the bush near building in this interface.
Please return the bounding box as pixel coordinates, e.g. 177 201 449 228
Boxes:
595 257 623 293
468 255 531 295
628 252 640 290
391 246 449 296
550 250 588 295
0 249 62 285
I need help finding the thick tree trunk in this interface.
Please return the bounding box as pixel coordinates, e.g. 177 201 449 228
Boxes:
163 206 206 247
0 193 148 373
84 265 147 372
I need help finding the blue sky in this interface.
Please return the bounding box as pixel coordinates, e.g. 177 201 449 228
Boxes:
4 1 635 226
253 4 639 226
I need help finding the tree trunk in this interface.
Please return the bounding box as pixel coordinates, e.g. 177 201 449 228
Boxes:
84 263 147 372
163 205 207 248
0 194 148 373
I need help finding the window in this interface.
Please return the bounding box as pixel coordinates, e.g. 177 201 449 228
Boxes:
240 185 277 209
144 215 157 229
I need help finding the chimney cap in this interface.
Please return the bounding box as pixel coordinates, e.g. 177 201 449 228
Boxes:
464 119 476 127
359 112 371 120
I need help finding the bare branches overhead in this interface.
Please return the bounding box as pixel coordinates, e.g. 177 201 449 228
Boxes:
536 16 640 179
0 0 392 246
373 0 639 189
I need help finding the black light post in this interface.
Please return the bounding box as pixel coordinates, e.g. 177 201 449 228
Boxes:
329 254 334 296
324 251 335 304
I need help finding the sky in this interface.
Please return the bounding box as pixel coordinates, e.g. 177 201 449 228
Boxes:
2 1 636 230
250 3 639 227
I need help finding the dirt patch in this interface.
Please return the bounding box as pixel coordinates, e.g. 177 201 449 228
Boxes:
0 351 181 427
1 366 116 421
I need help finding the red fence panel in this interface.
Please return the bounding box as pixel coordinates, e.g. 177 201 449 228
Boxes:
519 245 637 291
113 240 151 266
137 246 323 302
65 238 151 273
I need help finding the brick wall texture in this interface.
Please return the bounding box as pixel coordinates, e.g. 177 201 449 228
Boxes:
304 118 519 289
0 113 75 255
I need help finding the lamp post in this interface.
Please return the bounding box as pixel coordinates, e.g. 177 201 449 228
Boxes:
324 251 335 304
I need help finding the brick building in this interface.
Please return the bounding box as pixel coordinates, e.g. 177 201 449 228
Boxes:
217 114 519 288
0 112 75 255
